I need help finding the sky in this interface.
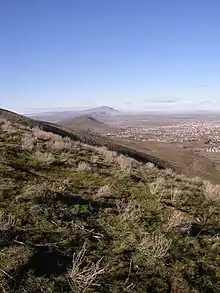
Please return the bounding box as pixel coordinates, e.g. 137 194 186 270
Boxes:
1 0 220 113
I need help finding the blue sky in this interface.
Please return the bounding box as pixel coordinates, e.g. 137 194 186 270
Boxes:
0 0 220 113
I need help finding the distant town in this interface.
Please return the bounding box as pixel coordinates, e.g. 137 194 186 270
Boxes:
102 120 220 153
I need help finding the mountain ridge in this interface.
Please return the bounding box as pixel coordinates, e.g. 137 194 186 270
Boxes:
28 105 119 122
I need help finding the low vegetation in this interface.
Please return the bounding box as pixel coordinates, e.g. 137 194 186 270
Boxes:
0 116 220 292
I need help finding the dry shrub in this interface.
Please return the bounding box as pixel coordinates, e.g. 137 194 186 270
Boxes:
46 135 75 151
95 185 112 199
32 127 55 140
0 118 8 125
137 232 172 261
116 155 132 172
149 177 166 196
119 200 142 223
167 210 191 232
77 162 91 172
92 146 107 154
1 120 17 134
91 155 99 164
0 213 15 231
46 137 65 151
92 146 117 163
103 149 117 163
67 243 106 293
21 133 36 151
175 174 201 185
104 199 143 253
34 150 55 164
164 168 174 177
146 162 155 169
203 181 220 203
190 176 202 183
170 187 183 203
18 179 72 202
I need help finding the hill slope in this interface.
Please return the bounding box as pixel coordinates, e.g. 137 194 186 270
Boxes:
60 115 118 133
0 110 220 292
0 108 174 169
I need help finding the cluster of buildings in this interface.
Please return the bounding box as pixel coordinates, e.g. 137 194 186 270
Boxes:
104 120 220 153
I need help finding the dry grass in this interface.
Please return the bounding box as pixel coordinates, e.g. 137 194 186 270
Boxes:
21 133 36 151
137 232 172 261
77 162 91 172
0 117 8 125
47 135 74 151
104 199 144 253
95 185 112 199
46 137 67 151
0 120 17 134
204 181 220 203
149 177 166 196
22 127 75 151
91 155 99 164
17 182 49 201
119 200 142 223
17 179 73 202
116 155 132 172
34 150 55 164
0 214 15 231
67 243 106 293
170 187 183 203
167 210 191 232
32 127 55 140
145 162 155 169
103 149 117 163
164 168 175 177
91 146 117 163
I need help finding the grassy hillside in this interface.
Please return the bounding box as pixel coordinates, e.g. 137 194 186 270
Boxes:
0 114 220 292
0 108 174 169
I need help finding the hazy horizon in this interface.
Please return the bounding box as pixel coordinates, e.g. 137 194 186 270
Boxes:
16 106 220 116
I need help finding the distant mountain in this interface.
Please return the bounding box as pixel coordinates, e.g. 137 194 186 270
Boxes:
28 106 119 123
88 106 118 113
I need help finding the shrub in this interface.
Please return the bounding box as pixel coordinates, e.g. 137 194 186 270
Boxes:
95 185 112 199
103 199 143 253
92 146 117 163
167 210 191 232
0 213 15 231
34 150 55 165
45 135 75 151
91 155 99 164
1 120 17 134
137 232 172 261
67 243 106 293
77 162 91 172
21 133 35 151
149 177 166 196
146 162 155 169
0 117 8 125
116 155 132 172
46 138 65 151
170 187 183 203
103 149 117 163
32 127 55 140
204 181 220 203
